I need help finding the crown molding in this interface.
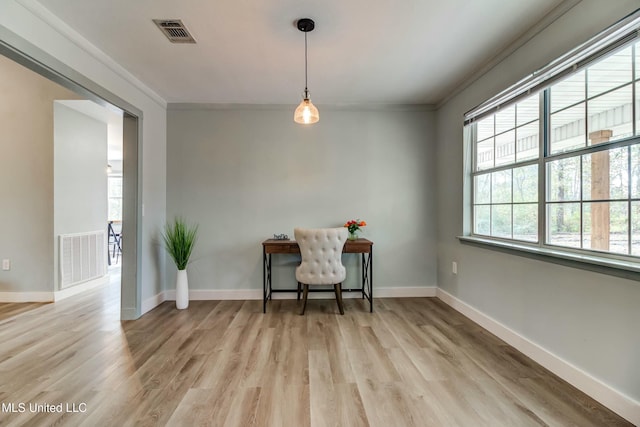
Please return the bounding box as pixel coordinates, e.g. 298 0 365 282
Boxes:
168 103 436 112
16 0 167 108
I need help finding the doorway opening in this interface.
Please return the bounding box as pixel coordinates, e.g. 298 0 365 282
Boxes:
0 32 141 320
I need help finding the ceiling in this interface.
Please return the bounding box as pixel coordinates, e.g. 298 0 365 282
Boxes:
36 0 566 106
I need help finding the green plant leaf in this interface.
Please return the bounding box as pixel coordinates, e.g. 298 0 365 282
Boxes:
162 217 198 270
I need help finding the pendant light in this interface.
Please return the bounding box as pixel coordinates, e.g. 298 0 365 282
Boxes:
294 18 319 124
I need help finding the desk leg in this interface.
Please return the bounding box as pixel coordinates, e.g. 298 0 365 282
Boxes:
263 250 271 313
362 252 373 313
369 250 373 312
268 254 273 299
361 253 365 299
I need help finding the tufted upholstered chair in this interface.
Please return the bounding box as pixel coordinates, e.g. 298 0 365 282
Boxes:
294 227 348 315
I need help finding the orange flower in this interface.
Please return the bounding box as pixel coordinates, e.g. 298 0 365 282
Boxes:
344 219 366 235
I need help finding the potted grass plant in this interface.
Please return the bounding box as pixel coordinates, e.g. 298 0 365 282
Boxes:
162 217 198 309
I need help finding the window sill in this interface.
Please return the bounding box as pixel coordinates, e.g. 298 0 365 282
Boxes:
457 236 640 280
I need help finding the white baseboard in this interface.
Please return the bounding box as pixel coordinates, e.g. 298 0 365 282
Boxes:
158 286 436 302
436 288 640 426
0 291 53 302
55 276 109 301
163 289 261 301
0 276 110 303
138 286 436 313
375 286 436 298
142 292 166 315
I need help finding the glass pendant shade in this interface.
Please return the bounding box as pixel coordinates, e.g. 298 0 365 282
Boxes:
294 98 319 124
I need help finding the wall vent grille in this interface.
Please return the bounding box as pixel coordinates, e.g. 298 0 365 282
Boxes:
59 230 106 289
153 19 196 43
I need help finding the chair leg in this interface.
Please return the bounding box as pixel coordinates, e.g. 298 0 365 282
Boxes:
300 284 309 315
334 283 345 315
297 282 301 300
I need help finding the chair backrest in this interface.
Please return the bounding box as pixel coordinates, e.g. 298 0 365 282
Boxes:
295 227 348 285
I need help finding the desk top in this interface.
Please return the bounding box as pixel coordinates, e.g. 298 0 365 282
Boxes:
262 238 373 254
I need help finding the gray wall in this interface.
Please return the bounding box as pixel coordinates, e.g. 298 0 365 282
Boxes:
436 0 640 402
167 106 436 294
0 55 78 293
53 102 108 290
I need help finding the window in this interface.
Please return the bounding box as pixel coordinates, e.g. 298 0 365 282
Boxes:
473 94 540 242
108 175 122 221
466 10 640 260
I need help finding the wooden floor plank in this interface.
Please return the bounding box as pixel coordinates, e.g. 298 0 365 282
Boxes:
0 276 632 426
0 302 48 324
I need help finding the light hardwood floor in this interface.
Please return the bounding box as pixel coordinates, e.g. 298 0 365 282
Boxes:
0 274 632 426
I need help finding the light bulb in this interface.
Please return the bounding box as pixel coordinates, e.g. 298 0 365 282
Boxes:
302 106 312 123
294 98 319 124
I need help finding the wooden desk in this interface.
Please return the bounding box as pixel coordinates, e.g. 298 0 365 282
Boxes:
262 238 373 313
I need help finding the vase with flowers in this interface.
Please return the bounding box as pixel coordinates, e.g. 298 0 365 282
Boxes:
344 219 366 240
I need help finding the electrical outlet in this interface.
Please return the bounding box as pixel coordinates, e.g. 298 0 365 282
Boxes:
2 259 10 271
452 261 457 275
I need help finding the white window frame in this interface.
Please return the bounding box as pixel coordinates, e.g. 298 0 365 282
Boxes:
108 174 123 222
463 9 640 274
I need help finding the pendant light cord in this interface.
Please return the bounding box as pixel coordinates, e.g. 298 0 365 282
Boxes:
304 31 309 99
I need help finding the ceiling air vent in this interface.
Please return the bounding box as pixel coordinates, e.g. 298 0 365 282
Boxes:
153 19 196 43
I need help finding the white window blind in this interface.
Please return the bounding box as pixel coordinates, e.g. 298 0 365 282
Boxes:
465 9 640 125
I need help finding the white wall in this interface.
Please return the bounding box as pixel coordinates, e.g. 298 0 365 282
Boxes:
53 102 108 290
167 106 437 296
436 0 640 411
0 55 78 294
0 0 167 314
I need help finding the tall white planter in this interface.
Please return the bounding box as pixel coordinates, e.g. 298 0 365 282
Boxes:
176 269 189 309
